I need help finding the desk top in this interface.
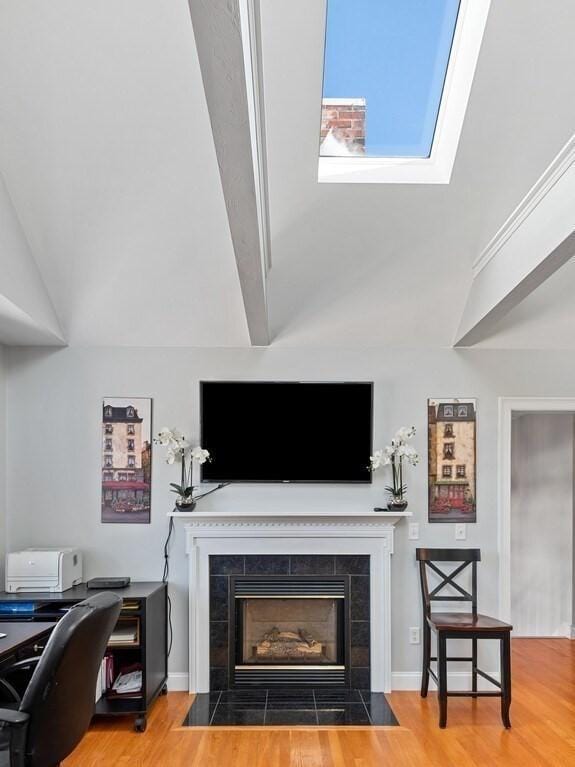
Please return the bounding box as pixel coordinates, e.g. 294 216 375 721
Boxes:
0 582 165 602
0 622 56 660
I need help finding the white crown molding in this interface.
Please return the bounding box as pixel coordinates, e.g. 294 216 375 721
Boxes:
473 134 575 276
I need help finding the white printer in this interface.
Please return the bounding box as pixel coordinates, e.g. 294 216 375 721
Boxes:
5 548 83 593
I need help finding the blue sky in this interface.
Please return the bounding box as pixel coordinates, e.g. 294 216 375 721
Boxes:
323 0 460 157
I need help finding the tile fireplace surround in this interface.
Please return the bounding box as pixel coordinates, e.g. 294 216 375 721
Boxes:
178 509 410 694
210 554 370 690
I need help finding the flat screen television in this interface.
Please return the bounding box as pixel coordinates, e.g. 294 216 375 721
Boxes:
200 381 373 483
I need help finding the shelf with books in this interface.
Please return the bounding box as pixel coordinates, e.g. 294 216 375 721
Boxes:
107 617 140 648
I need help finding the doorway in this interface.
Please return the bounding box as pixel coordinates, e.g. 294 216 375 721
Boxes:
510 412 573 636
499 397 575 639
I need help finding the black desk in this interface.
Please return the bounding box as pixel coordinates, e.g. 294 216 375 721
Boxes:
0 583 167 732
0 622 55 662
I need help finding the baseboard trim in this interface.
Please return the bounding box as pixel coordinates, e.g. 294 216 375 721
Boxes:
167 672 189 692
168 670 502 693
391 671 500 692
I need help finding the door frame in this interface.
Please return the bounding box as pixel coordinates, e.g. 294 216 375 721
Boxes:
498 397 575 623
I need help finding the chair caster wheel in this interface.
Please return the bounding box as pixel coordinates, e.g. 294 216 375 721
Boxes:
161 684 168 695
135 716 147 732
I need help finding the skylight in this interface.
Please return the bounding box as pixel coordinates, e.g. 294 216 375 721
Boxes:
318 0 491 183
321 0 460 159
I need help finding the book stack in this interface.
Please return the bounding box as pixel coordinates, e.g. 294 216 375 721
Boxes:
108 625 138 645
95 654 114 703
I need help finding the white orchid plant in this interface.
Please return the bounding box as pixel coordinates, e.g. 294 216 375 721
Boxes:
154 427 210 507
370 426 419 502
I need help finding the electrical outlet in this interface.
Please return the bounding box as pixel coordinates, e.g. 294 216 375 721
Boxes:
409 627 420 645
408 522 419 540
455 523 466 540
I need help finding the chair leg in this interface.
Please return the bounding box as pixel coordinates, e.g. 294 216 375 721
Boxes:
500 633 512 728
421 623 431 698
472 636 478 693
437 633 448 728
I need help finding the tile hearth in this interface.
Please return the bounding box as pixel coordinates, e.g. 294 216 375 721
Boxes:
183 688 399 727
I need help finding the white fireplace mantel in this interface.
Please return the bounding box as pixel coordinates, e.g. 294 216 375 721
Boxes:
180 510 410 693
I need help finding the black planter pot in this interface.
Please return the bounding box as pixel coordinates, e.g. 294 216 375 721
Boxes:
386 499 408 511
175 499 196 512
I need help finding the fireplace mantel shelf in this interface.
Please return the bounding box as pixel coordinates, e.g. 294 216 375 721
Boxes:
169 509 412 524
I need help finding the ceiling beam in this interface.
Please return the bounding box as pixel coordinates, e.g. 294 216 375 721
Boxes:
187 0 270 346
455 135 575 346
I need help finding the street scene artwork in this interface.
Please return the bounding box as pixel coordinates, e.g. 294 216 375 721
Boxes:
428 398 476 523
101 398 152 524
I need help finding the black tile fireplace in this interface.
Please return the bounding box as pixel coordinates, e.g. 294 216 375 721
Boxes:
209 555 370 690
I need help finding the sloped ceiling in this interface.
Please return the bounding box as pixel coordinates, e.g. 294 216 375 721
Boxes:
0 0 574 349
262 0 575 347
0 0 249 346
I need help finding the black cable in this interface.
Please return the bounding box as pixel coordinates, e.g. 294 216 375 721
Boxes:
192 482 230 501
162 516 174 656
162 516 174 583
161 483 229 659
166 593 173 658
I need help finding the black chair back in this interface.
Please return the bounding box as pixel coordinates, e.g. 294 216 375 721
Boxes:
20 592 122 767
416 548 480 617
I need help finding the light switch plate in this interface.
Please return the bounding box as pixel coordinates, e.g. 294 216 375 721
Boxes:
455 523 466 540
408 523 419 540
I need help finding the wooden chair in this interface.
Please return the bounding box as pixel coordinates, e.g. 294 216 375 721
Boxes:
416 548 512 728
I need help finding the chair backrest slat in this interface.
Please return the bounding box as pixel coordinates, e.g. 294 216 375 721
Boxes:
416 548 480 616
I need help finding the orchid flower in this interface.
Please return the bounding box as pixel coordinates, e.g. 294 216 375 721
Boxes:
155 427 212 506
370 426 419 500
191 446 210 464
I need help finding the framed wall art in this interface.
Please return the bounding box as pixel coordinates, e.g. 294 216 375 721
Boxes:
428 398 476 523
101 397 152 524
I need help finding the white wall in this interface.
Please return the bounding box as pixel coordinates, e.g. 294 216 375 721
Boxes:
7 346 575 683
511 413 573 636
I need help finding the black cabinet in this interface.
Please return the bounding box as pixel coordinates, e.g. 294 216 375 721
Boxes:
0 582 168 732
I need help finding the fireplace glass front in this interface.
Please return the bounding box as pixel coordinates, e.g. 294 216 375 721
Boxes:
238 597 343 666
230 575 350 686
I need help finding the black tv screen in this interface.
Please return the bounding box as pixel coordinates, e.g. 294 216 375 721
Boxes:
200 381 373 483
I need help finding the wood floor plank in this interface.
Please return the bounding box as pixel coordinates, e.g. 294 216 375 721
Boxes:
63 639 575 766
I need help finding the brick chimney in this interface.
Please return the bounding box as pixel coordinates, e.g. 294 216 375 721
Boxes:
320 98 366 156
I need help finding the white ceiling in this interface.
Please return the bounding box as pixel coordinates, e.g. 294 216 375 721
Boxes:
261 0 575 347
0 0 574 349
0 0 249 346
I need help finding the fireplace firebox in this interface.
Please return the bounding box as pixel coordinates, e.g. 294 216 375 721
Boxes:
230 576 350 687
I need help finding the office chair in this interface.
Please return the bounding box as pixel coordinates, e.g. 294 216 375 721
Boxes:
0 592 122 766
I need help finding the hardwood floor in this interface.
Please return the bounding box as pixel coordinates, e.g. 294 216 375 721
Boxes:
64 639 575 766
